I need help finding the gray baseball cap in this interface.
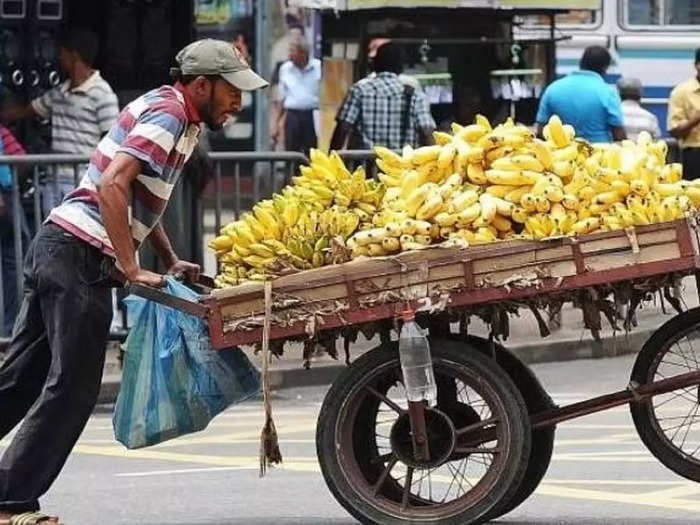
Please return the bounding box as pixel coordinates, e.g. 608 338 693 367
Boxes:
175 39 268 91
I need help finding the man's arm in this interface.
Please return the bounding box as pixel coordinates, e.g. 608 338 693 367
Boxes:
535 88 552 139
0 104 36 123
330 87 361 150
147 223 200 282
606 90 626 142
97 152 164 287
536 123 545 139
418 127 435 146
667 87 699 140
611 126 627 141
669 114 700 140
271 64 287 145
413 91 436 147
271 100 286 145
330 121 353 150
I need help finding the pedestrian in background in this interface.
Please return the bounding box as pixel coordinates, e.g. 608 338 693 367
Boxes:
1 28 119 216
271 35 320 154
0 123 28 336
331 41 435 150
366 37 421 92
536 46 626 143
668 48 700 180
618 77 661 140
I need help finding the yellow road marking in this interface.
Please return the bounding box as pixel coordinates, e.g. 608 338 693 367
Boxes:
639 484 700 500
73 444 700 513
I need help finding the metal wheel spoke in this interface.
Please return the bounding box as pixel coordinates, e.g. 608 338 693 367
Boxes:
659 359 695 372
467 454 493 468
367 386 406 415
447 458 473 496
371 452 396 465
454 445 501 454
402 467 415 510
441 459 461 503
456 416 498 437
653 388 698 409
373 456 398 495
673 339 700 370
678 404 700 449
663 407 700 438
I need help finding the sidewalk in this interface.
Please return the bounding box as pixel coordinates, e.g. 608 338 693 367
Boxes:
92 276 699 404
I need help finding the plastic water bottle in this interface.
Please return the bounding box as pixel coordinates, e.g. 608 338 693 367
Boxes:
398 311 437 407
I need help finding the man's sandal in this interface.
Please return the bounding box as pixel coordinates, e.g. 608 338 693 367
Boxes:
0 512 61 525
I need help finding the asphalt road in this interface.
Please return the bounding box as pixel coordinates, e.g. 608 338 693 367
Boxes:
2 354 700 525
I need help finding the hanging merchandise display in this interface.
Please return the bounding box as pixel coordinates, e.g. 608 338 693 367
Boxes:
490 44 543 120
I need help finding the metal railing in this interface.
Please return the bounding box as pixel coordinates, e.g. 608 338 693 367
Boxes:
0 151 308 338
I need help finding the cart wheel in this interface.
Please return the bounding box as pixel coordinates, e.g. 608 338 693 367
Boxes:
459 336 556 520
316 339 531 525
630 307 700 482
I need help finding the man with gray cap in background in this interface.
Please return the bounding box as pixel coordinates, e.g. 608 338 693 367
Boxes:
0 39 267 525
618 77 661 141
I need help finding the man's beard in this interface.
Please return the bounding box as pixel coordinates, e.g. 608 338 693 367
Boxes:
201 101 223 131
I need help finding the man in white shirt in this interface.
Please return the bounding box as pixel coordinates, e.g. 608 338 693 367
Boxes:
618 77 661 141
2 28 119 216
271 35 320 154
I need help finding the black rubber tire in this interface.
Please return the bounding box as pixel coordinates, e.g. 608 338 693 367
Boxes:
630 307 700 482
316 339 532 525
459 336 556 520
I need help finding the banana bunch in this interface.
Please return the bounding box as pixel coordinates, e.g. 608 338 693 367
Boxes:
211 150 372 287
347 218 438 257
290 148 384 222
211 199 361 287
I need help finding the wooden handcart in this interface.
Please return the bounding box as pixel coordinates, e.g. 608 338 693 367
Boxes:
132 218 700 525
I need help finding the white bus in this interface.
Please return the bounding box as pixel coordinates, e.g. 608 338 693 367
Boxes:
538 0 699 137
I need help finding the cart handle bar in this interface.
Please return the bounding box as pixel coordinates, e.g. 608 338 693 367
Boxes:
126 283 210 319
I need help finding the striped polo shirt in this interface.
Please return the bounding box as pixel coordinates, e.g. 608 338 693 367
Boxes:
31 71 120 183
48 84 201 257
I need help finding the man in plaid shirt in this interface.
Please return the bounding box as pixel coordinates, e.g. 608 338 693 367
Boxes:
331 42 435 150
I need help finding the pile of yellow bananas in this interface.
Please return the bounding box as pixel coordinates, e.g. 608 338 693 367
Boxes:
347 114 698 257
209 150 381 287
211 114 700 288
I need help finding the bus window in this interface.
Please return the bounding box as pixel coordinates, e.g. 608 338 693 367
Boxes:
625 0 700 27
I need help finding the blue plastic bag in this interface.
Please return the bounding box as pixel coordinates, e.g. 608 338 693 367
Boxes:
113 277 260 449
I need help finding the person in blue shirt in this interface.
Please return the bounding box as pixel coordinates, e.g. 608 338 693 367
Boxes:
536 46 626 143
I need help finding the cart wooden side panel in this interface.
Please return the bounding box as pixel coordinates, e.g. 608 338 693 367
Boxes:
201 219 700 348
